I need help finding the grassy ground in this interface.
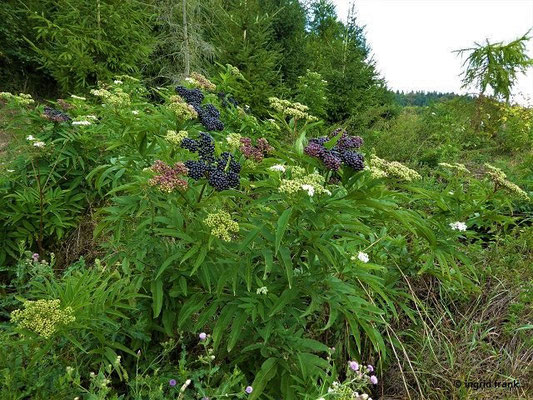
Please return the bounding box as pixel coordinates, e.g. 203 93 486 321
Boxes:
385 226 532 399
372 101 533 399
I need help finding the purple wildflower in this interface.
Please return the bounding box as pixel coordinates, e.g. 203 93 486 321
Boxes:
32 253 39 262
367 364 374 372
199 332 207 341
245 386 253 394
348 361 359 371
169 379 177 387
370 375 378 385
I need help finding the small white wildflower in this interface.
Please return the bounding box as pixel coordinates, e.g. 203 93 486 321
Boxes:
72 120 91 126
256 286 268 295
132 110 139 115
324 189 332 196
449 221 467 232
26 135 35 141
301 184 315 197
269 164 286 172
357 252 369 263
70 95 86 100
33 141 46 148
113 80 123 84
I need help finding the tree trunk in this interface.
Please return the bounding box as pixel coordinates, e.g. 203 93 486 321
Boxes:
183 0 190 76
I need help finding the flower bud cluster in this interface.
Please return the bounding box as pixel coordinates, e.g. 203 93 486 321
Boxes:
369 155 421 181
279 167 331 197
0 92 35 105
168 95 198 120
90 87 131 107
484 163 529 200
165 130 188 146
268 97 318 121
438 162 470 174
11 299 75 338
226 133 242 149
204 210 239 241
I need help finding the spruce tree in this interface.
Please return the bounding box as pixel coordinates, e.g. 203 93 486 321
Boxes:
209 0 283 114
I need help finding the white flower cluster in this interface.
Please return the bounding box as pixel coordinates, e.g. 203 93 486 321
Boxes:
449 221 467 232
72 120 92 126
351 251 369 263
26 135 45 148
269 164 286 173
256 286 268 295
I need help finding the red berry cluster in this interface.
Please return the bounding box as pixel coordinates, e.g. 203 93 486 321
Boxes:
239 137 273 162
149 160 189 192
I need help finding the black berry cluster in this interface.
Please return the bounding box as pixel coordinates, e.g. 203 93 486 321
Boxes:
175 86 204 105
304 129 364 171
217 92 239 108
175 86 224 131
181 133 241 191
43 106 71 123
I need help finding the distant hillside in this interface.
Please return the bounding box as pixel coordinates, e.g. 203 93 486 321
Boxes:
394 90 473 106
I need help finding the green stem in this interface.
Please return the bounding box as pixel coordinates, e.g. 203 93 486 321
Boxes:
197 183 207 203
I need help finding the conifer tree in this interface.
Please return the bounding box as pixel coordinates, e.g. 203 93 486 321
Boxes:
209 0 283 113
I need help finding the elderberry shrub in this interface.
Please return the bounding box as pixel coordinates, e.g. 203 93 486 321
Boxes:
305 129 365 171
181 133 241 191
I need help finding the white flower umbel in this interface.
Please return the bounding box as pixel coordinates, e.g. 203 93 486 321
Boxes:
33 141 46 148
72 120 91 126
449 221 467 232
357 251 369 263
269 164 286 172
256 286 268 295
301 184 315 197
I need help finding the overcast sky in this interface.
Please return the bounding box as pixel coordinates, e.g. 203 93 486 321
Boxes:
331 0 533 103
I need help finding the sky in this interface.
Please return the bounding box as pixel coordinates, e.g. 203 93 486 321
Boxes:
331 0 533 103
